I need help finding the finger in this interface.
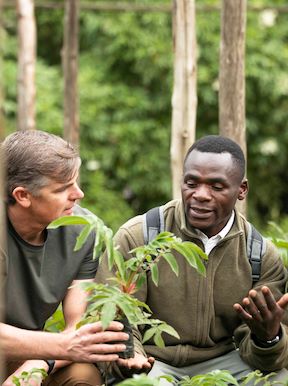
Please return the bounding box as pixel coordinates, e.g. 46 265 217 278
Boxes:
141 361 153 370
89 354 120 362
90 331 129 343
243 295 263 321
117 359 141 369
260 286 278 311
106 321 125 331
85 321 125 333
89 343 127 354
233 303 253 320
277 293 288 309
117 358 129 367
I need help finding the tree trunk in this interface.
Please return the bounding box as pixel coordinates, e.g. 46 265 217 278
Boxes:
219 0 247 214
63 0 79 148
17 0 36 131
0 0 4 141
171 0 197 199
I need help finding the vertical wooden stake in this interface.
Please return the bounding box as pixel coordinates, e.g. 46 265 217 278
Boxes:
17 0 36 131
0 0 5 379
63 0 79 148
219 0 247 214
171 0 197 199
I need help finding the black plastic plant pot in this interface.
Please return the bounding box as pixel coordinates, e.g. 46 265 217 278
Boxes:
118 317 134 359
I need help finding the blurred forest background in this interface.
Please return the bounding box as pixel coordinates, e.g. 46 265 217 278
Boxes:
2 0 288 232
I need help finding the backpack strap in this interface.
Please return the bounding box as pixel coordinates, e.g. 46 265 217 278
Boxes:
143 210 265 284
143 206 165 244
246 222 266 284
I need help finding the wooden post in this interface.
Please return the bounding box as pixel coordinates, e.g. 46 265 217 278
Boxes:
0 0 5 379
16 0 36 131
171 0 197 199
63 0 79 148
0 0 5 140
0 147 6 383
219 0 247 214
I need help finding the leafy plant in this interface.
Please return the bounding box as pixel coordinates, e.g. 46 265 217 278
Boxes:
116 370 287 386
48 212 208 352
44 304 65 332
178 370 238 386
12 368 47 386
117 373 174 386
267 221 288 269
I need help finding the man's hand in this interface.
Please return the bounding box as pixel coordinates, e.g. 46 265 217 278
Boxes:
233 286 288 341
3 360 47 386
117 352 155 371
64 321 129 362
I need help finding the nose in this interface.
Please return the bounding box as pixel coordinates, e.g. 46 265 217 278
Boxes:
193 185 211 201
71 183 84 200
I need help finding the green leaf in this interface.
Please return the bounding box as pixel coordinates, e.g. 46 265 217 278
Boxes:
172 243 206 277
74 223 94 251
47 215 90 228
151 264 159 286
101 302 117 329
142 326 157 343
113 249 126 280
162 252 179 276
135 273 146 290
153 331 165 348
157 324 180 339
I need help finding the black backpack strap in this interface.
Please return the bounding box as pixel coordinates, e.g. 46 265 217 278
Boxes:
246 222 266 284
143 206 165 244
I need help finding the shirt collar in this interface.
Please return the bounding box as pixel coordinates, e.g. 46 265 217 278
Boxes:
196 210 235 242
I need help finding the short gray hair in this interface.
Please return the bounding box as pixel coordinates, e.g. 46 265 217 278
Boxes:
2 130 81 205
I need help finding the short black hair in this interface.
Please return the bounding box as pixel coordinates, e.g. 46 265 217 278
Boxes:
184 135 246 179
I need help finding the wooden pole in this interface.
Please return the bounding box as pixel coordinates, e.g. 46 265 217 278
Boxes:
0 147 6 383
63 0 79 148
171 0 197 199
0 0 5 140
219 0 247 214
16 0 36 131
0 0 5 379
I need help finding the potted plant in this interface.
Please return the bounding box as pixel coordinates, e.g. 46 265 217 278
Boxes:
48 212 208 358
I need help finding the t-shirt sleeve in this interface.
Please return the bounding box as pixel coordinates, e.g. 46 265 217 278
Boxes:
75 232 98 279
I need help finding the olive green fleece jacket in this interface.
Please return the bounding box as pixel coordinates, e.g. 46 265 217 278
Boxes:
96 199 288 371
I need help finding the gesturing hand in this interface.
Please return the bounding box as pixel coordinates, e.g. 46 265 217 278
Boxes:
233 286 288 341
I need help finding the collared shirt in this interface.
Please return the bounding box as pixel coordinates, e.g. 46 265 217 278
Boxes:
196 211 235 255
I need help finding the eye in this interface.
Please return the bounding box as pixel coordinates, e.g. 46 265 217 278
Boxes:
212 184 224 191
186 180 197 188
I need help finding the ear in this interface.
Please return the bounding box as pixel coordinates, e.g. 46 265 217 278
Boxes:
12 187 32 208
238 179 248 201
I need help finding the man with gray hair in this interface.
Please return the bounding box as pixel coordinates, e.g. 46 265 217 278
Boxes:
1 130 128 385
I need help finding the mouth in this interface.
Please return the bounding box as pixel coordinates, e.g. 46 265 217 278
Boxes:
64 206 74 215
189 206 213 219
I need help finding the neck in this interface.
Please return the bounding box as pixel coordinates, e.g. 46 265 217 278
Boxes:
8 205 46 245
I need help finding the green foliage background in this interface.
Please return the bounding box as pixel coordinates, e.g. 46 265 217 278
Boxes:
2 0 288 231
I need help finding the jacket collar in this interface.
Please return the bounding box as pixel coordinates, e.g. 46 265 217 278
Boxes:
175 199 244 241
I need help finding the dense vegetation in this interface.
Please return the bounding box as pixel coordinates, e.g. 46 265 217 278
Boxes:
2 0 288 231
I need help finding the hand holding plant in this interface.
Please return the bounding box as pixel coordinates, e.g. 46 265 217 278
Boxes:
48 213 208 355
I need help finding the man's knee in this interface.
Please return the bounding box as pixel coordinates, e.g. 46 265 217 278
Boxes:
44 363 102 386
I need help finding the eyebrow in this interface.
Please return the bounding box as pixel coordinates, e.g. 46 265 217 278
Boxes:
184 174 226 184
52 181 74 193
